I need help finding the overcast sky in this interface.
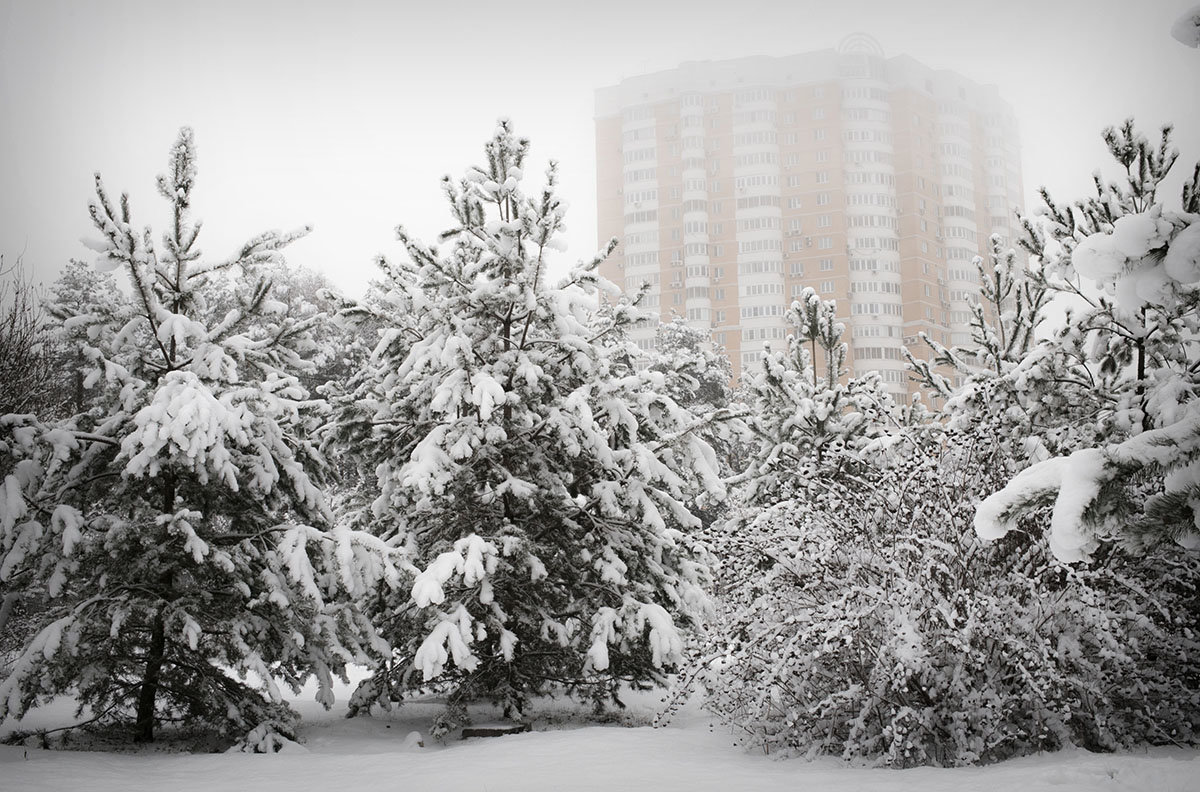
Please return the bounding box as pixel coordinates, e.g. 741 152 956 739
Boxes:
1 0 1197 297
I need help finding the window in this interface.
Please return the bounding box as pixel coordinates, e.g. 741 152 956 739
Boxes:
820 280 834 293
737 216 781 232
851 281 900 294
816 171 829 184
738 260 782 275
814 128 826 141
624 252 659 267
740 282 783 297
853 346 904 361
624 209 658 224
738 239 782 253
819 258 834 271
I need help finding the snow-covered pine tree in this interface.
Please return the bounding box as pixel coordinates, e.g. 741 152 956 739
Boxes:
904 233 1105 470
733 288 900 508
703 289 905 637
331 121 721 732
44 258 123 417
644 317 741 530
974 121 1200 559
0 129 394 747
647 317 733 414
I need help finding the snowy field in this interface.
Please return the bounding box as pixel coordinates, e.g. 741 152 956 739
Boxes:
1 671 1196 792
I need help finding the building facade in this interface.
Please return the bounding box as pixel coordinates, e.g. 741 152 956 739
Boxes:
595 36 1025 396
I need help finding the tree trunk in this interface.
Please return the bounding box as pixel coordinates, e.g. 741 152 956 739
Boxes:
0 591 19 638
134 608 167 742
136 473 176 742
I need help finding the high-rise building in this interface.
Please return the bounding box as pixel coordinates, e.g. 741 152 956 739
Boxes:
594 35 1025 396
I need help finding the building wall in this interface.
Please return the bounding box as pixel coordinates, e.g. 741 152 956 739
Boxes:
594 41 1025 398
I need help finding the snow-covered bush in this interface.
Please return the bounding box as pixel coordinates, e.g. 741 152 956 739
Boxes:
701 429 1200 766
696 245 1200 764
0 129 396 746
330 121 722 731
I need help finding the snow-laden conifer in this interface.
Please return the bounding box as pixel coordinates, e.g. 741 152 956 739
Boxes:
44 259 124 417
733 288 901 508
643 317 742 530
330 121 720 732
0 129 396 747
970 121 1200 558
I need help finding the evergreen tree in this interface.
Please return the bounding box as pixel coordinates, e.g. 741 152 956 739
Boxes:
734 288 901 508
331 121 721 733
44 259 123 417
905 234 1100 470
644 317 741 529
974 121 1200 559
0 129 392 747
647 317 733 414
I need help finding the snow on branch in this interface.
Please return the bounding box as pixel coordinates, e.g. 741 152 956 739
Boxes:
976 410 1200 560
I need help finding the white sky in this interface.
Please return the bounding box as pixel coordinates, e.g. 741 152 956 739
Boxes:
1 0 1197 298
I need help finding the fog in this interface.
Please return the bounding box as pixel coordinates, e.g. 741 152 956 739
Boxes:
1 0 1197 297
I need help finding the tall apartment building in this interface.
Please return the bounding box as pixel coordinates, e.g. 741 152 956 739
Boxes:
595 36 1025 396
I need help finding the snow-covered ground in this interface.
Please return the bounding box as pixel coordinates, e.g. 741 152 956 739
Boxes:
1 671 1196 792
